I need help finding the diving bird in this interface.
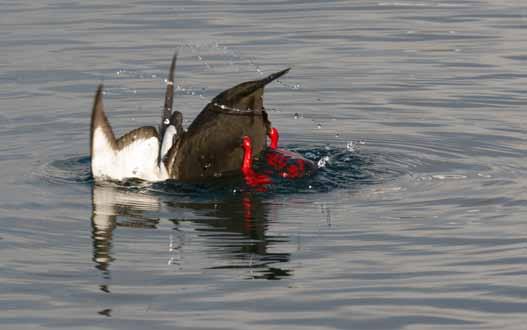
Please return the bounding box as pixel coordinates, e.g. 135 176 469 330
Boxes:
90 53 289 183
165 67 289 181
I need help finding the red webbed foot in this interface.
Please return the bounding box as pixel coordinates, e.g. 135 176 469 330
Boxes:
268 127 279 149
241 136 271 187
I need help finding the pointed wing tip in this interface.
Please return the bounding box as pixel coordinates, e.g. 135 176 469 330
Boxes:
168 51 178 81
162 52 178 137
263 67 291 85
91 84 110 138
279 67 291 76
93 84 104 109
91 83 116 158
94 84 104 104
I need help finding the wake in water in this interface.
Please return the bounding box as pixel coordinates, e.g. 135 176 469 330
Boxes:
40 142 399 196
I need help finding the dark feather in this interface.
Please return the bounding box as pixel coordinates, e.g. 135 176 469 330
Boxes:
91 85 159 152
115 127 159 150
170 69 289 181
160 52 178 139
90 85 118 154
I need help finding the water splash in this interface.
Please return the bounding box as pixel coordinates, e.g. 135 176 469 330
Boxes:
346 141 355 152
317 156 330 168
41 142 398 195
179 42 302 90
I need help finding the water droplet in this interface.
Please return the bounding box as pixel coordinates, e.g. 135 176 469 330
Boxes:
152 74 157 78
163 118 170 125
317 156 330 168
169 235 174 250
346 141 355 152
308 185 313 189
317 123 322 129
335 133 340 138
293 113 300 119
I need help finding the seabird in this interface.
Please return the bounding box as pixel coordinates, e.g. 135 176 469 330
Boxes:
90 53 288 183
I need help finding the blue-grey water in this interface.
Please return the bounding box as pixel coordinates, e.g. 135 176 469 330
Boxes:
1 1 526 329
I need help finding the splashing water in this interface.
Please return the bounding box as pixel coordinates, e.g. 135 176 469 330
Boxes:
317 156 330 168
40 143 397 195
346 141 355 152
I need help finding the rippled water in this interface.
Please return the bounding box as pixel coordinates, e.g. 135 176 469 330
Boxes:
1 1 526 329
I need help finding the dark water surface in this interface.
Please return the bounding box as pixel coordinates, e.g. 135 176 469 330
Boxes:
1 1 526 329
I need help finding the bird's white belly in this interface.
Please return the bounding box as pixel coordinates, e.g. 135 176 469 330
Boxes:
91 128 169 182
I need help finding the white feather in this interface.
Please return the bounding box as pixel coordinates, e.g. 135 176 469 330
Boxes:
91 128 169 182
160 125 177 161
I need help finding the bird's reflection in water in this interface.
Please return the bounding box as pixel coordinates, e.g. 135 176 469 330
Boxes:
166 193 291 280
91 184 161 292
90 183 291 290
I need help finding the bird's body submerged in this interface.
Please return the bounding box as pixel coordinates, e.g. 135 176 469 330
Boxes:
90 53 291 184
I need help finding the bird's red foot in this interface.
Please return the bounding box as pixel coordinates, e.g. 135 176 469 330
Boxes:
268 127 279 149
241 136 271 187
